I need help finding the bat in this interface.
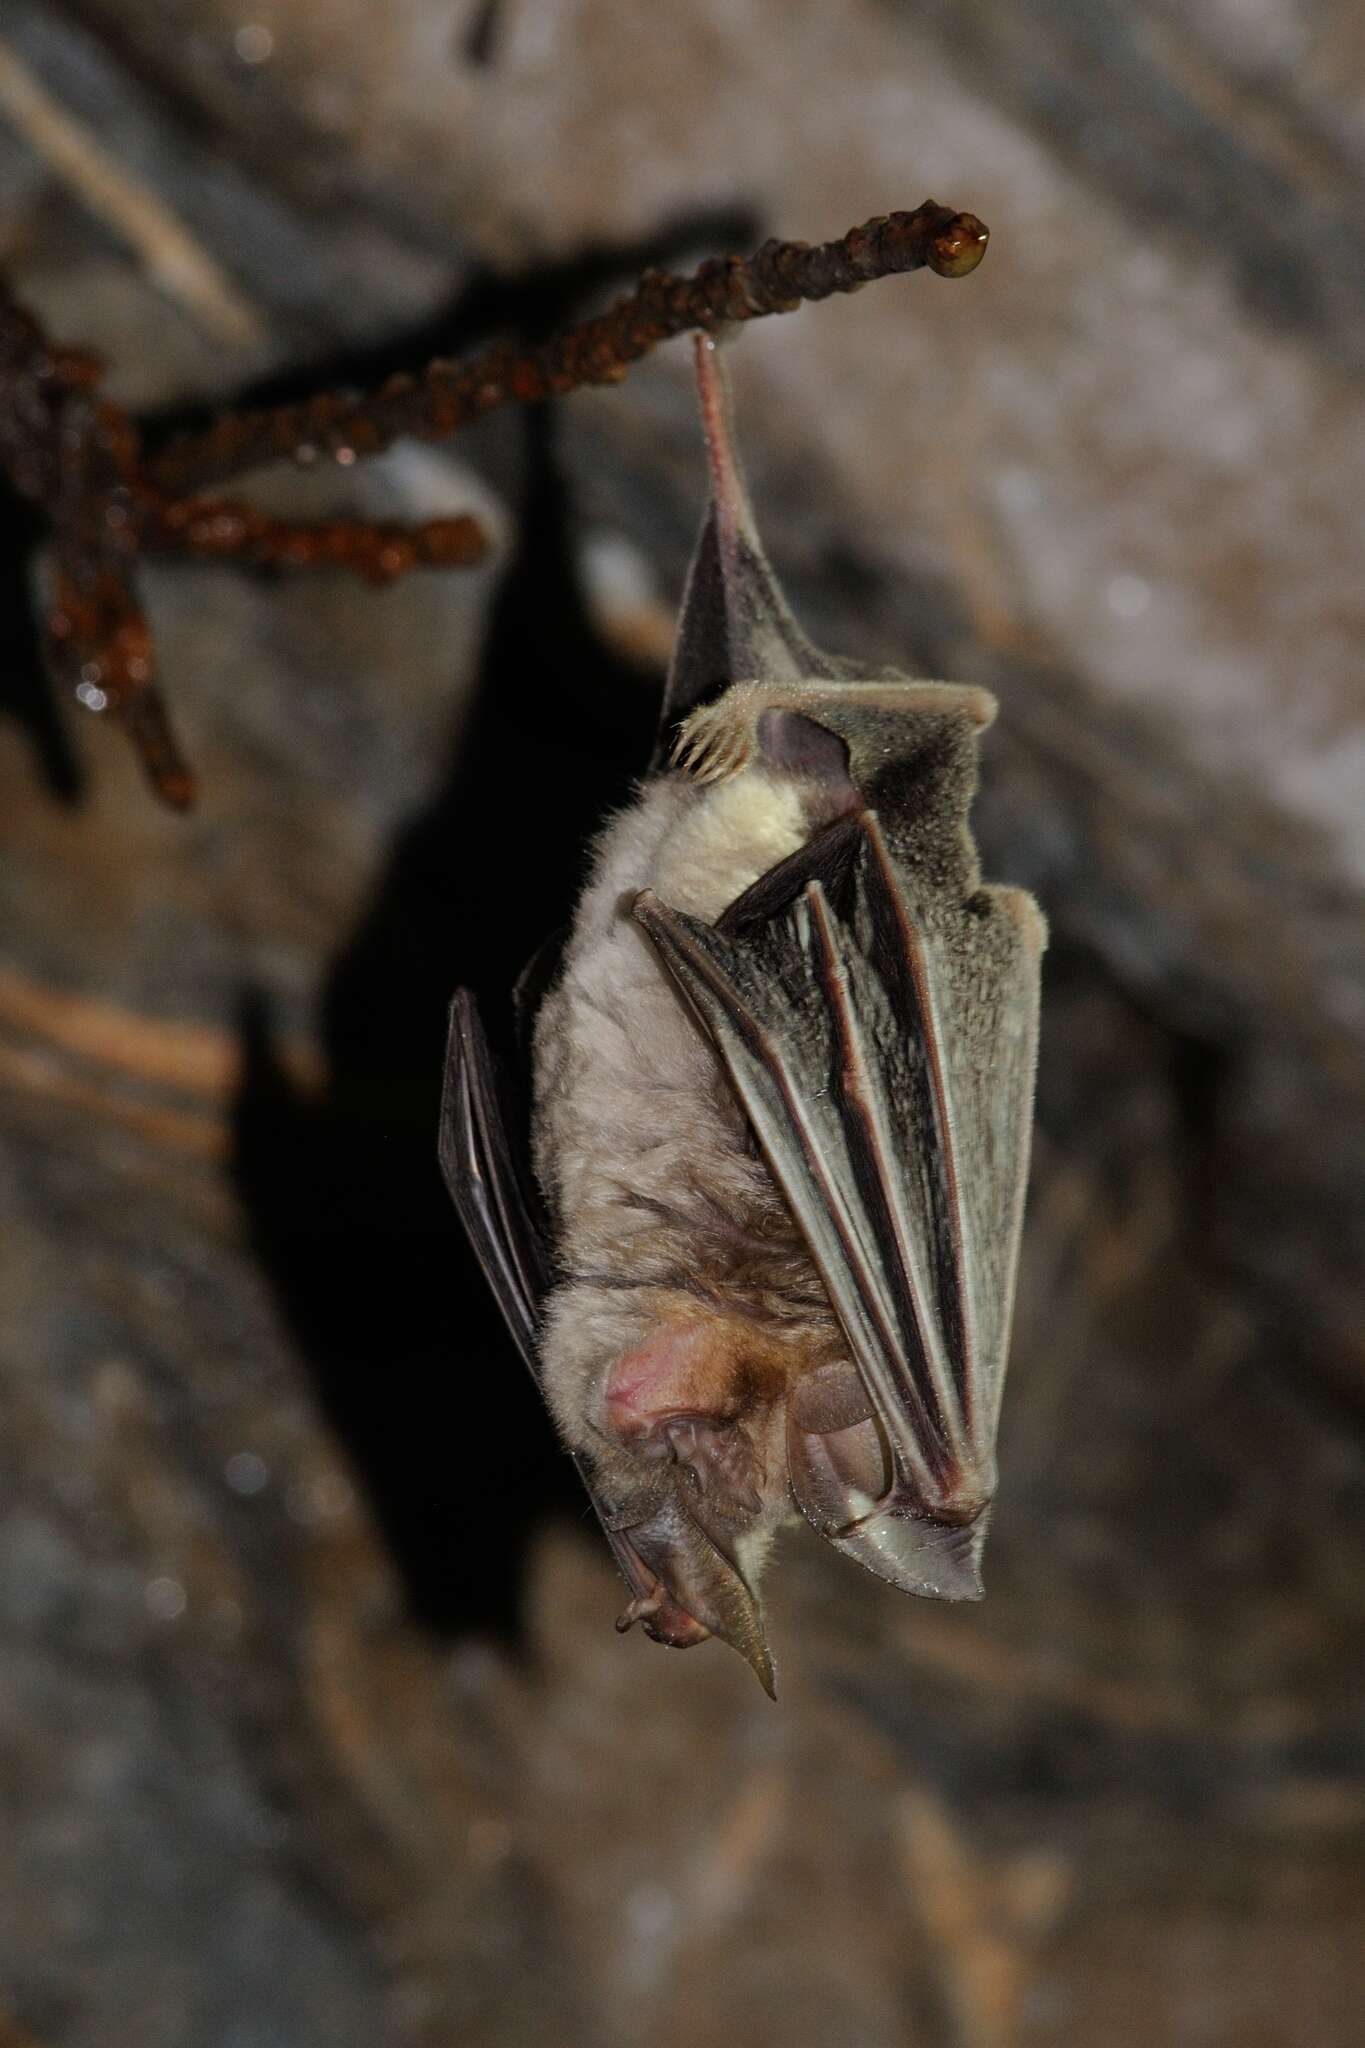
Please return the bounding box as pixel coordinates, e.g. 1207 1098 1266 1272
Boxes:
440 335 1044 1693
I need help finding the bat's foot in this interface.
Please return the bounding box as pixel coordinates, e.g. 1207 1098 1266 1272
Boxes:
672 699 751 784
672 679 996 793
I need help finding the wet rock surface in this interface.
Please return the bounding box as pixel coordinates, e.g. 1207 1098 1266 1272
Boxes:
0 5 1361 2043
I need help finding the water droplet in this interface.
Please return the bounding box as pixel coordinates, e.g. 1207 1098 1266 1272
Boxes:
209 1598 243 1641
145 1575 187 1621
234 24 274 65
1106 572 1151 621
225 1450 269 1497
311 1471 352 1518
626 1882 676 1940
286 1471 353 1524
75 680 109 713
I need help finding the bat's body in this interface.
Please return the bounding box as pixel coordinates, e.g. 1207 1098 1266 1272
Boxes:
441 340 1044 1690
533 764 825 1447
530 747 844 1650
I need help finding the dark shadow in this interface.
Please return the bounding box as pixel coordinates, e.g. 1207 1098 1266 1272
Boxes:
0 478 83 803
458 0 504 68
201 207 754 1643
230 397 659 1641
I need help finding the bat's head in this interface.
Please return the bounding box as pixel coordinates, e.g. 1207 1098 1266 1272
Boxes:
589 1311 992 1695
533 1269 835 1694
592 1312 798 1697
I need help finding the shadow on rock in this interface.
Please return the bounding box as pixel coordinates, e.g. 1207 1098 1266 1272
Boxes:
231 400 659 1641
0 477 83 803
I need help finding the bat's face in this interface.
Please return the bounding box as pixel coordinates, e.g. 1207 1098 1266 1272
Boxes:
576 1284 992 1692
596 1310 796 1678
538 1274 837 1692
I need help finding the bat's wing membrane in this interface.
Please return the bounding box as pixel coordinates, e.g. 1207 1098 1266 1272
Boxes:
635 810 1041 1601
439 989 551 1379
440 995 658 1593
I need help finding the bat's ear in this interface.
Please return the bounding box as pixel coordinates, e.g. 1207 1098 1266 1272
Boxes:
654 335 844 760
615 1491 775 1695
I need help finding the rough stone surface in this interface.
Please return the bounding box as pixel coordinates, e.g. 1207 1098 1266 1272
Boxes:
0 5 1361 2044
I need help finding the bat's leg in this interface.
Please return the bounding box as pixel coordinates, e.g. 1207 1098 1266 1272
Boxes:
673 677 996 786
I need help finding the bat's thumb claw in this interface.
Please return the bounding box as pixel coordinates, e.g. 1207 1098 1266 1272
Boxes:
615 1589 664 1634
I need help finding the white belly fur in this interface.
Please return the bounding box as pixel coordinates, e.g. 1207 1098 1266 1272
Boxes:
530 765 808 1443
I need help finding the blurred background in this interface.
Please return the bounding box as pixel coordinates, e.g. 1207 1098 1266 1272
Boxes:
1 4 1362 2043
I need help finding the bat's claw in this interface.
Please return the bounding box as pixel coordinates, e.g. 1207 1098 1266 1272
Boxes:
615 1589 661 1632
672 701 751 785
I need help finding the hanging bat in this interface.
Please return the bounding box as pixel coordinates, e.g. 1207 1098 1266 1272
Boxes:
440 335 1044 1693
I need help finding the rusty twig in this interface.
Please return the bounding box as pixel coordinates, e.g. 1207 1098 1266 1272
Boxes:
0 202 987 806
144 500 488 581
148 203 987 498
0 276 494 806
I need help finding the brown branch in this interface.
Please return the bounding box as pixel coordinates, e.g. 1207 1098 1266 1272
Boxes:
0 276 494 804
147 202 988 498
0 201 987 805
145 500 489 581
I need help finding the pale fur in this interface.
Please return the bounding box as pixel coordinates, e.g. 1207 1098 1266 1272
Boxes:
532 761 831 1499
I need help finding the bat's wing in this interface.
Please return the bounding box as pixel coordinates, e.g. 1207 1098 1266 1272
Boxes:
439 991 775 1690
440 990 552 1378
635 808 1042 1601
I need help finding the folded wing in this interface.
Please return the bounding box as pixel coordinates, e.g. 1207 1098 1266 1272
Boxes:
635 808 1042 1600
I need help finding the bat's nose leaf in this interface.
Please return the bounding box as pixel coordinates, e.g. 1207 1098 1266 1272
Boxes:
623 1492 775 1695
787 1402 989 1601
